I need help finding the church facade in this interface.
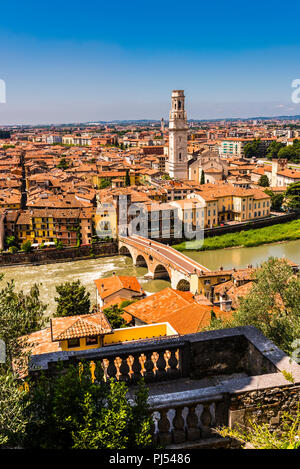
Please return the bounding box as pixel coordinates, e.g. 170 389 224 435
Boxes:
188 148 229 184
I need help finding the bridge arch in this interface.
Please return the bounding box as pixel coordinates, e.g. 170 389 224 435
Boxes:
153 264 171 281
176 278 190 291
119 245 132 257
135 254 148 268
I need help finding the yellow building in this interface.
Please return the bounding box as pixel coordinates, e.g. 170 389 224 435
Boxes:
190 270 233 298
94 196 118 240
21 312 178 360
186 184 271 228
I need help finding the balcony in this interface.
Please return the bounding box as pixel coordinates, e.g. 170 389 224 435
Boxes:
29 326 300 449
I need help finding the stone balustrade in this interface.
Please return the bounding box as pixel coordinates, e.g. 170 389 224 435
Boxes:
100 344 181 384
149 391 228 447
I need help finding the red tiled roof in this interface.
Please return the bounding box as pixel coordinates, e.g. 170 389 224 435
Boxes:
94 275 143 299
51 312 113 341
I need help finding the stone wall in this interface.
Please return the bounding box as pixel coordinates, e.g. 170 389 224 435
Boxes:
229 385 300 433
0 241 119 267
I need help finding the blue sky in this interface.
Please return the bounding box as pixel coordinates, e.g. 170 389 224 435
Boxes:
0 0 300 124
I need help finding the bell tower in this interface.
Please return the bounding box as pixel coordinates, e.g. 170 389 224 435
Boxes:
168 90 188 179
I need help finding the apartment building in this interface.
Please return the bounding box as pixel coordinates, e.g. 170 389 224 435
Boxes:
219 138 275 158
16 208 93 246
184 184 271 228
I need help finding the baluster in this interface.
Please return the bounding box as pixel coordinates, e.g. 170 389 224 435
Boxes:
150 414 158 446
172 407 186 444
144 351 155 381
201 403 213 438
114 357 122 381
164 350 171 372
175 348 180 369
126 355 135 381
119 356 130 383
215 400 228 427
158 410 172 446
107 358 117 380
139 353 147 377
155 351 167 380
131 354 142 383
102 358 110 381
186 405 201 441
166 349 179 379
151 352 159 376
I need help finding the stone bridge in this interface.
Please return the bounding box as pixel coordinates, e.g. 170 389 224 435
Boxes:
118 235 210 292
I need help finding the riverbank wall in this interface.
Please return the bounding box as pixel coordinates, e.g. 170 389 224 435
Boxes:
0 241 119 267
202 211 299 238
157 212 299 245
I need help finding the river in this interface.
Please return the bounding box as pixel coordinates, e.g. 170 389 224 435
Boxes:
1 239 300 319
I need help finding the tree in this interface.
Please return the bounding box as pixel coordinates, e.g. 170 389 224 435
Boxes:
266 141 285 160
72 377 152 449
99 178 111 189
277 140 300 163
258 174 270 187
0 130 11 139
103 304 127 329
232 258 300 355
264 189 284 211
203 258 300 356
125 169 131 187
54 280 90 317
243 139 265 159
0 278 46 365
0 370 29 447
54 238 64 249
23 362 153 449
5 235 17 249
285 182 300 210
200 170 205 185
57 158 69 170
21 240 32 252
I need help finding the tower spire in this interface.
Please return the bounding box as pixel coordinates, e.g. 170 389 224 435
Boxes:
167 90 188 179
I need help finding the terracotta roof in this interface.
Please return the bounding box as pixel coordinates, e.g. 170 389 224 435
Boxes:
158 303 232 334
123 287 197 324
226 281 254 309
51 312 113 341
103 296 131 309
124 287 231 334
22 327 61 356
277 169 300 179
94 275 143 299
